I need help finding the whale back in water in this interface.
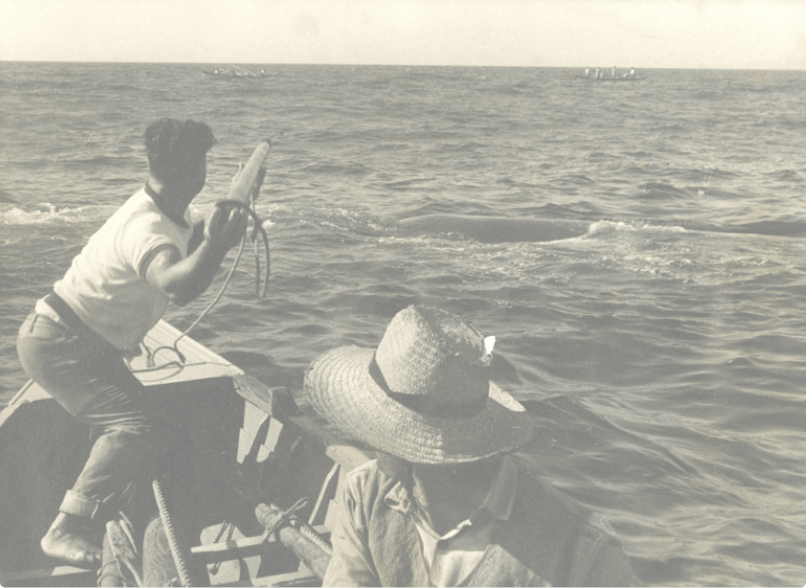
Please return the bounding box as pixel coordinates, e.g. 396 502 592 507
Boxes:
400 214 590 243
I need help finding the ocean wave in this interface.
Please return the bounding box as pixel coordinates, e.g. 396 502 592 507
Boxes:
549 174 596 187
636 182 690 199
773 116 806 131
293 163 373 180
729 219 806 238
763 169 803 183
0 203 111 225
674 167 742 183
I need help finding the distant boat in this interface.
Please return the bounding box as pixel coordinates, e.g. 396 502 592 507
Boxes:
578 68 644 82
202 66 277 79
577 75 645 82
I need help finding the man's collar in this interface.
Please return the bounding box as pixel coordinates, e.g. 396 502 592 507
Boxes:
384 478 414 515
383 455 518 523
144 182 189 228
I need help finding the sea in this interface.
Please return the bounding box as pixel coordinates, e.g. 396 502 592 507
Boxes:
2 62 806 586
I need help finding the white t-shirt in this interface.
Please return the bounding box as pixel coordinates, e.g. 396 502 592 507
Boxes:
53 187 193 351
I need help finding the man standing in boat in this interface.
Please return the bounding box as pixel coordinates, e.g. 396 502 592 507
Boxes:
305 305 638 586
16 118 252 568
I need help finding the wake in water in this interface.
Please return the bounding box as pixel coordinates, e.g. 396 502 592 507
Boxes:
399 214 591 243
398 213 806 244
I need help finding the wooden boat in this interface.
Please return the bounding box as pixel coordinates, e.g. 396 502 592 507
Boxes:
201 68 275 79
576 75 644 82
0 319 371 587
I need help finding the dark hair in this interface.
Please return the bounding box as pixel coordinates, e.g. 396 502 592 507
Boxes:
144 118 216 183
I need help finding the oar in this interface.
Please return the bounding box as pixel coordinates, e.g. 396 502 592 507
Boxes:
255 502 332 580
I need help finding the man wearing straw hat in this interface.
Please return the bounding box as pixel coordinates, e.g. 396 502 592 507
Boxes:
305 305 637 587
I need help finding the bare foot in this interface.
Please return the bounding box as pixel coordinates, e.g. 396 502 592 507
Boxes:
41 512 102 569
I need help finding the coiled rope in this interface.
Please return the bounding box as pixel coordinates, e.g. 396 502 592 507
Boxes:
145 185 269 368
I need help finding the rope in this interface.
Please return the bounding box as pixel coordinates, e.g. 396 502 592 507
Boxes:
208 521 236 576
253 207 270 298
145 192 270 368
256 498 333 568
263 498 308 541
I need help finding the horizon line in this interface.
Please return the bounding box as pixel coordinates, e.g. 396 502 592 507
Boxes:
1 60 804 72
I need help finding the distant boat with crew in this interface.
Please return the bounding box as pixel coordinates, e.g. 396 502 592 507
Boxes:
201 65 278 79
578 66 644 81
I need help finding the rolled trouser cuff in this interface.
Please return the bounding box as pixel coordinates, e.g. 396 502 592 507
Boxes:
59 490 101 520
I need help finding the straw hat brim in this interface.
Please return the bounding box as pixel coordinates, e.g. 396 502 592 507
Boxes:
304 345 534 465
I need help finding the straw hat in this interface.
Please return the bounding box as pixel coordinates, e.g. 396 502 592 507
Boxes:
304 306 533 465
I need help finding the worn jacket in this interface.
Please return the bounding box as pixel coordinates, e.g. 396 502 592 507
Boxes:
323 457 637 587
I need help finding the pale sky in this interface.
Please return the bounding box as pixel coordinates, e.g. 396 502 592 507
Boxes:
1 0 805 69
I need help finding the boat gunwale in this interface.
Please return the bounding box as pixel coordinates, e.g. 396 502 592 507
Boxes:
1 318 371 587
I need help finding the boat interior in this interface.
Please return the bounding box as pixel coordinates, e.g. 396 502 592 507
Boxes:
0 321 371 587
